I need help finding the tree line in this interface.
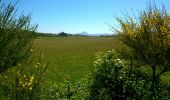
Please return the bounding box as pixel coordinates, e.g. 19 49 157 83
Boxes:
36 32 72 37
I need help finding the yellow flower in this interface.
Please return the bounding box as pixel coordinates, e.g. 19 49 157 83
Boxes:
160 26 167 34
37 62 40 65
30 76 34 83
29 87 32 90
30 49 34 53
22 84 25 87
28 82 31 86
35 65 38 68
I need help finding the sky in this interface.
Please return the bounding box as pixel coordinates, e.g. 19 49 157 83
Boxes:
4 0 170 34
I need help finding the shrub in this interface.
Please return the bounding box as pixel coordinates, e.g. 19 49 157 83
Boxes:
89 50 170 99
0 0 37 73
113 2 170 98
0 53 48 99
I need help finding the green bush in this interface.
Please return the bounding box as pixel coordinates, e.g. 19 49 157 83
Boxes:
89 50 170 100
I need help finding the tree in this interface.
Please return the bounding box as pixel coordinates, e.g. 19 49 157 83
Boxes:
0 1 37 73
58 32 68 37
113 2 170 99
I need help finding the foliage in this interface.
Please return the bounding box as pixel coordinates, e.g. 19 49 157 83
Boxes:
0 1 37 73
90 50 122 99
89 50 170 100
58 32 69 37
113 2 170 98
48 75 90 100
0 53 48 99
36 32 74 37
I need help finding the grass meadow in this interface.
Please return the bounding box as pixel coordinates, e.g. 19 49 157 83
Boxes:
32 36 170 98
33 36 121 90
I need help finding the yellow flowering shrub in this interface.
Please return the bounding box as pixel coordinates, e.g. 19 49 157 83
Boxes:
0 53 48 99
113 2 170 99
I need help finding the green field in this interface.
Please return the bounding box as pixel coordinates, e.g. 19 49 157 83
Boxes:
33 36 120 84
33 36 170 99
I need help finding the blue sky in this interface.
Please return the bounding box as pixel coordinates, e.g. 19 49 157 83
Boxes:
4 0 170 34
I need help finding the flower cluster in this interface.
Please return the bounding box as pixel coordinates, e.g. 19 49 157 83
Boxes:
17 72 35 91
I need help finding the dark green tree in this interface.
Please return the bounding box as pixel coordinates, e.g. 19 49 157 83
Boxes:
0 1 37 73
58 32 68 37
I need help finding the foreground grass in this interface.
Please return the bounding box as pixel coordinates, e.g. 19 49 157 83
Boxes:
33 36 170 98
1 36 169 99
33 36 120 89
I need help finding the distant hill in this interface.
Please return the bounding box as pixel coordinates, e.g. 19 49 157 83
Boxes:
76 31 89 36
76 32 113 37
